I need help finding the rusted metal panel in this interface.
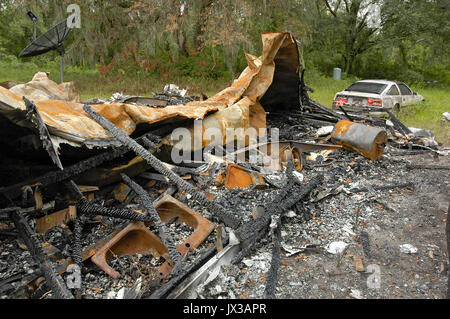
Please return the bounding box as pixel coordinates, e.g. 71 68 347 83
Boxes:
331 120 387 161
224 164 265 190
154 194 216 256
0 32 299 153
91 221 170 279
10 72 80 103
91 195 215 279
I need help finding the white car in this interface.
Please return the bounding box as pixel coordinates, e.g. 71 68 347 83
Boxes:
332 80 424 112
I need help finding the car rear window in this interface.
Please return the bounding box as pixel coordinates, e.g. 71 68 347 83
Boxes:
345 82 387 94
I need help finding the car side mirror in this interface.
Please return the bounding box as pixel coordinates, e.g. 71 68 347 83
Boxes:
413 92 417 95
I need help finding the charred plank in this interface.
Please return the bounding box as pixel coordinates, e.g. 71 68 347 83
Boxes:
9 209 73 299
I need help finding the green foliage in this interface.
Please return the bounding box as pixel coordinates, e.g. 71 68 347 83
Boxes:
0 0 448 89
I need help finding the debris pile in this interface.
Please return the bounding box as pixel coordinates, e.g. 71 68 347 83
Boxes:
0 32 448 299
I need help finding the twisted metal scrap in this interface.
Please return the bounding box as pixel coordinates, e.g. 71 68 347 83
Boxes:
120 173 182 273
83 104 240 228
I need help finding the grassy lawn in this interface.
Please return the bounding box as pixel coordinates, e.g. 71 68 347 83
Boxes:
307 74 449 146
2 62 448 145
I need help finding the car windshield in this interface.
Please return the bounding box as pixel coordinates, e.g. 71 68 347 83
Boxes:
345 82 387 94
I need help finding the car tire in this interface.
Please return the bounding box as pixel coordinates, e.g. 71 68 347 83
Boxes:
393 104 400 113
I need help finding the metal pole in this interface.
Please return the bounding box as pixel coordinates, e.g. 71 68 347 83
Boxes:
33 21 37 40
60 53 64 83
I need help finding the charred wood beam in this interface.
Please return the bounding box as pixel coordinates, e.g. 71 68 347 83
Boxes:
263 216 282 299
386 109 412 136
72 216 85 265
0 131 161 201
141 136 161 153
23 97 63 170
65 180 153 223
307 99 345 121
387 149 432 156
232 226 268 265
83 104 240 229
9 209 73 299
120 173 182 272
337 105 354 122
235 174 323 243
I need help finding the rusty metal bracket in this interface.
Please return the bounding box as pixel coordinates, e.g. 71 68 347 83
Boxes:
90 194 215 279
154 194 216 256
91 221 170 279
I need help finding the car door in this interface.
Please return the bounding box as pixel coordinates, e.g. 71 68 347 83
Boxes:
397 83 414 106
384 84 401 108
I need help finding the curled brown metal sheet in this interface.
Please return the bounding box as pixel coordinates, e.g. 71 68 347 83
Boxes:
224 164 265 190
0 33 299 151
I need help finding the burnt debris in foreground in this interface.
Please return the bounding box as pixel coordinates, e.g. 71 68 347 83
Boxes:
0 32 448 299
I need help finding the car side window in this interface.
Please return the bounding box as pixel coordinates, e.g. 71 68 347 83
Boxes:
397 84 412 95
387 85 400 95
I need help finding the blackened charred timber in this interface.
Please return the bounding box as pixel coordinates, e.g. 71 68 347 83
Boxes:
263 217 282 299
235 174 324 243
72 215 85 265
9 209 73 299
120 173 182 272
65 180 152 223
23 97 63 170
83 104 240 229
141 136 161 153
232 225 268 265
386 109 412 136
387 149 432 156
307 99 345 121
0 130 161 201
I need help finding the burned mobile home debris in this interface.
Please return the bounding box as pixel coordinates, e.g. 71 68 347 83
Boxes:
0 32 448 299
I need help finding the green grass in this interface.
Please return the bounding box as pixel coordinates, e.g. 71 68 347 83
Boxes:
397 87 450 146
306 72 449 146
1 61 448 145
0 57 229 100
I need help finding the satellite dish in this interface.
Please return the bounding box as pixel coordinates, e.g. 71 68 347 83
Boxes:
19 18 73 83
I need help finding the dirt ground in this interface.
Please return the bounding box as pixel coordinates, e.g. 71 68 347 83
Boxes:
0 147 448 300
197 151 449 299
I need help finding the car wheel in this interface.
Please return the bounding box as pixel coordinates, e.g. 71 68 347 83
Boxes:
393 104 400 113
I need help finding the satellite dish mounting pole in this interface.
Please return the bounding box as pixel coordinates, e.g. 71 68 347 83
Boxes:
33 21 37 40
58 46 64 83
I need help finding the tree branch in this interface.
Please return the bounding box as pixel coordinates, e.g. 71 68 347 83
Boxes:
323 0 337 17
